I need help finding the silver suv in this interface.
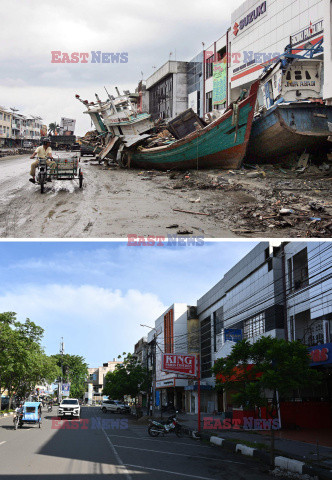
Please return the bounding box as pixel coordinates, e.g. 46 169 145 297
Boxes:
101 400 130 414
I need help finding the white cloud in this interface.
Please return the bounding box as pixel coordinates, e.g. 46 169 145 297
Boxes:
0 0 245 134
0 284 166 366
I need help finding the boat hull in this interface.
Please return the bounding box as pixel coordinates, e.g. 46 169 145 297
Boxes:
247 103 332 162
129 82 259 170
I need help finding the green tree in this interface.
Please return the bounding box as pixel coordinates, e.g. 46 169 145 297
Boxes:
52 354 88 399
212 336 322 464
0 313 60 408
48 122 60 135
103 353 149 403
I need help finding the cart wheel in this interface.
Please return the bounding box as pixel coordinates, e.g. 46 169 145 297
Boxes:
79 172 83 189
39 422 41 428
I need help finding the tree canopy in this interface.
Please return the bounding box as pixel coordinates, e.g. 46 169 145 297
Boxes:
212 336 322 410
51 353 88 399
103 353 149 401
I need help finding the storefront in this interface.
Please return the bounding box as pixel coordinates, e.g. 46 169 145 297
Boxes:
228 0 326 103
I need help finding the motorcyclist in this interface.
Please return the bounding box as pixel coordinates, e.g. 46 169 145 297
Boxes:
29 137 56 184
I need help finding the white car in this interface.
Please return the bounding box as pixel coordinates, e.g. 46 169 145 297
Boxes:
58 398 80 419
101 400 130 414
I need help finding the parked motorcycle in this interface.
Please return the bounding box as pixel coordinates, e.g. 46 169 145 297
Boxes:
47 404 52 412
148 414 183 437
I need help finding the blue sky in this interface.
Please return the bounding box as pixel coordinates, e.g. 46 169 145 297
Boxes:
0 241 257 366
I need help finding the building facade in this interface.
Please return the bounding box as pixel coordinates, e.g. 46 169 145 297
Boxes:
146 61 188 121
147 304 199 413
228 0 326 103
86 359 122 401
0 107 12 146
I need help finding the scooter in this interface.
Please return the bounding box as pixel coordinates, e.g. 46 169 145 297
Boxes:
148 413 183 437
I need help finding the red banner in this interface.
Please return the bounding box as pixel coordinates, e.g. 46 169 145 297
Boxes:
162 354 197 376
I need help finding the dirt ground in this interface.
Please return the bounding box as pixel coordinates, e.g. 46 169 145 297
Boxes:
0 153 331 238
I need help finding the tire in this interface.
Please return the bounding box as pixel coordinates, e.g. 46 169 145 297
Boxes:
102 407 107 414
40 179 45 194
175 425 184 438
148 425 161 437
39 422 41 428
14 417 19 430
79 172 83 188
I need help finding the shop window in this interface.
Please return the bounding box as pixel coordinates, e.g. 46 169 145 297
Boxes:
243 313 265 339
292 248 309 290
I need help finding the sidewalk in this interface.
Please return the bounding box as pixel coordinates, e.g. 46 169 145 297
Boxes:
176 413 332 465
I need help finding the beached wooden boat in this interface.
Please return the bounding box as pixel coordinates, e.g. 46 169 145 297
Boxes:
247 101 332 161
127 81 259 170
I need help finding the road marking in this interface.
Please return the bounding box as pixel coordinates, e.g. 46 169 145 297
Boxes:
112 444 245 464
106 433 210 447
0 441 6 446
95 416 132 480
124 463 215 479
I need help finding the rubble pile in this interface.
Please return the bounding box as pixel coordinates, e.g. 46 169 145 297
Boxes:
142 129 175 149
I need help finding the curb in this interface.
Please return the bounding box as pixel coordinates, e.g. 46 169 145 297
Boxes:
208 436 332 479
0 412 14 419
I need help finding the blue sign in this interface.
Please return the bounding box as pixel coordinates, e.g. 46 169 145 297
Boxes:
155 390 160 407
224 329 242 343
308 342 332 366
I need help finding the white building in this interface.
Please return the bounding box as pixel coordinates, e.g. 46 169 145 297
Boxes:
229 0 326 103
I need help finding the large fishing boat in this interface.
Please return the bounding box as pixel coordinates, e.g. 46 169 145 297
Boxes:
246 42 332 162
127 81 259 170
76 81 259 170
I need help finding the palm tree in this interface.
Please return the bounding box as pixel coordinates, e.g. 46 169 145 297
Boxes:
48 122 60 135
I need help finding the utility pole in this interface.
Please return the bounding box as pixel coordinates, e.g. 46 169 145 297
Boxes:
59 337 64 403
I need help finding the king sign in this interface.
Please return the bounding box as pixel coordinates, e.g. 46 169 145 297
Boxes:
162 354 197 376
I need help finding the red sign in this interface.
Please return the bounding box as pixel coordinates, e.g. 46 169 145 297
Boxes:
310 347 329 363
162 354 197 376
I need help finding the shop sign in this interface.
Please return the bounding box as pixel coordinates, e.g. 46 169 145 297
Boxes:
155 379 175 388
233 1 267 37
162 354 197 376
224 329 242 343
309 343 332 366
291 20 323 47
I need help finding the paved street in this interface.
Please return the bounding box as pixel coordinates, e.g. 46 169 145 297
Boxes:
0 154 233 238
0 407 276 479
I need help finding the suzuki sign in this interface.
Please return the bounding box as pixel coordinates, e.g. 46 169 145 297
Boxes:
162 354 197 376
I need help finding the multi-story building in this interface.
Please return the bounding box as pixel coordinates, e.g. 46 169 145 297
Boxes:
0 106 12 146
197 241 284 413
146 61 188 121
195 241 332 428
86 359 122 400
147 304 199 413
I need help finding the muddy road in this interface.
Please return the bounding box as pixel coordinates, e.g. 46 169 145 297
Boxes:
0 154 235 238
1 154 331 238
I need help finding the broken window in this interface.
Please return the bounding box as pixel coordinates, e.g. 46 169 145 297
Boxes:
295 71 302 80
305 71 311 80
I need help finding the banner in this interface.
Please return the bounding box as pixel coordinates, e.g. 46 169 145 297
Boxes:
213 60 227 106
224 329 242 343
162 354 197 376
62 383 70 396
60 117 76 134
